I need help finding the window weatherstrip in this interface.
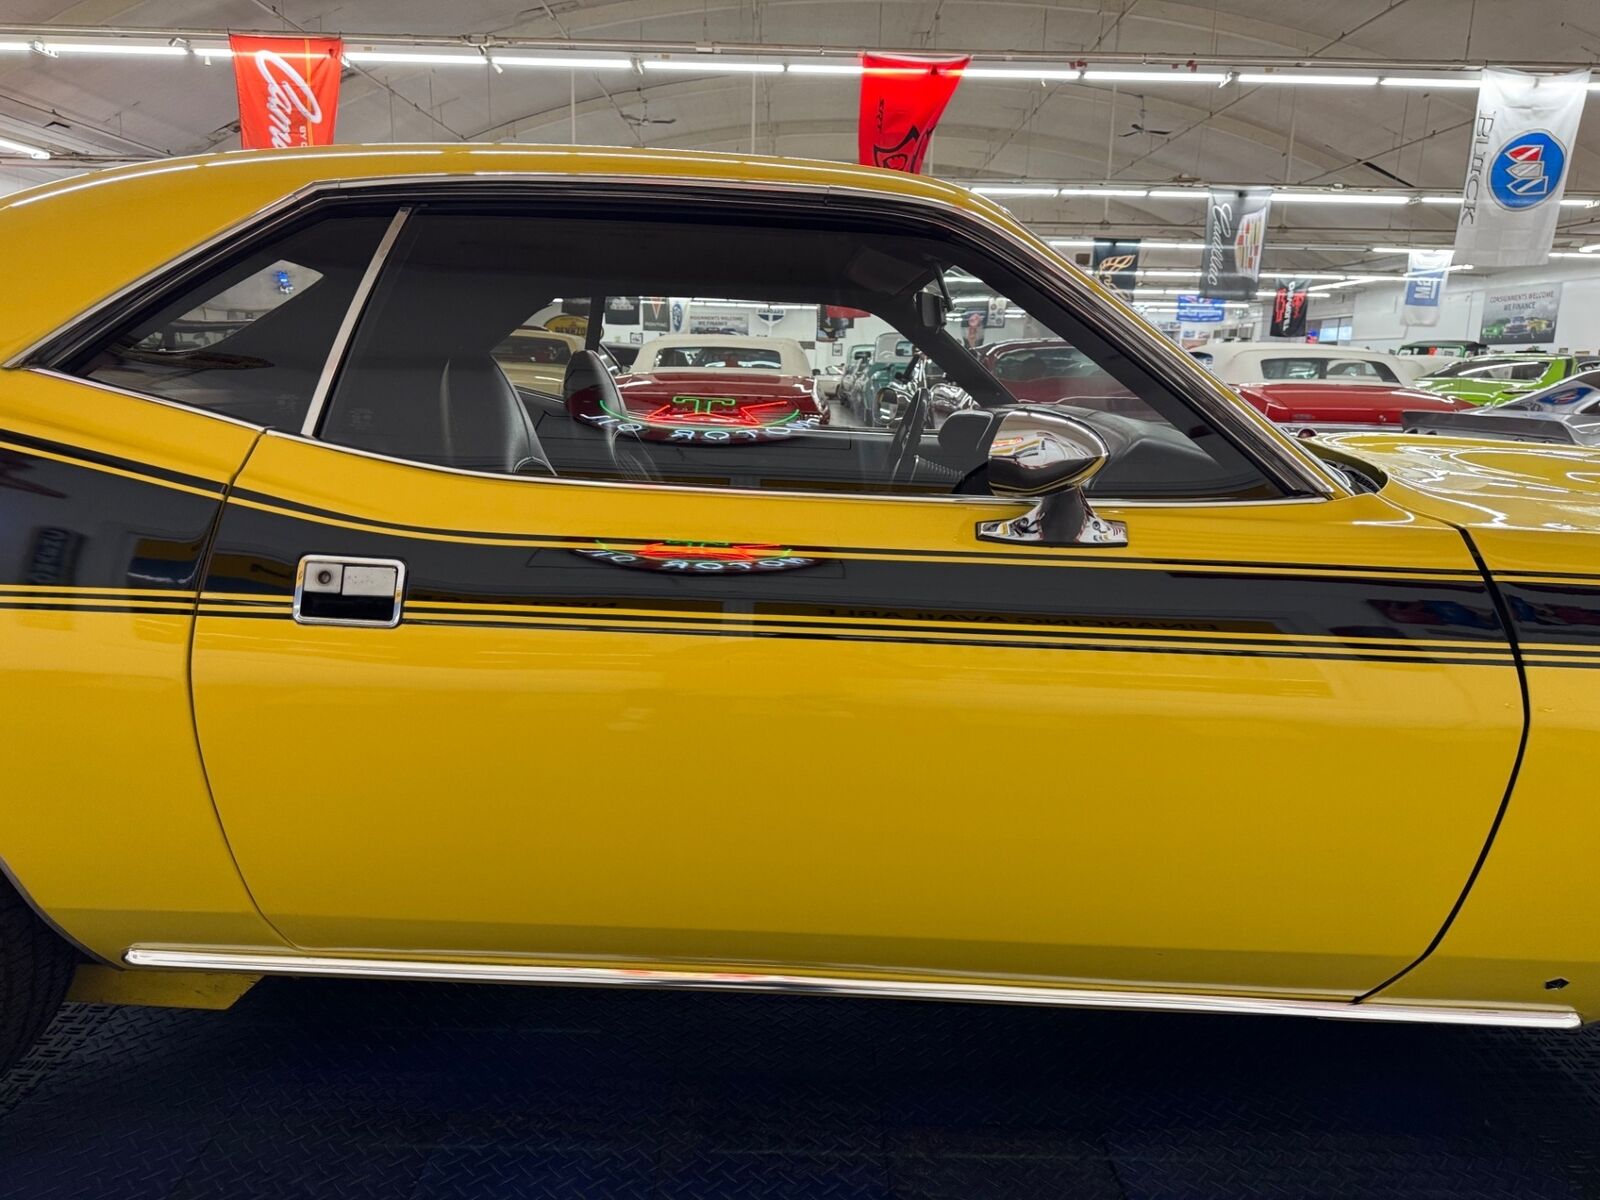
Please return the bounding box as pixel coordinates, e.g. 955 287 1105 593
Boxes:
300 206 411 438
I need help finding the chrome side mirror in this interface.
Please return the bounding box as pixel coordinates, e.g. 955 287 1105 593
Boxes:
976 409 1128 547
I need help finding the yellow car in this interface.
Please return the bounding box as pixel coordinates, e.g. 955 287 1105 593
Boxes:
1 145 1598 1073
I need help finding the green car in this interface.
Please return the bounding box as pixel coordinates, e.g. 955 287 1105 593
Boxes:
1413 353 1579 406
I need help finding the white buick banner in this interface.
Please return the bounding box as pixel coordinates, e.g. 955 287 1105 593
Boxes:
1402 249 1453 327
1455 67 1591 267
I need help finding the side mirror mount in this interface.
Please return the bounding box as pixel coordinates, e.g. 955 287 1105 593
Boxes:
976 409 1128 547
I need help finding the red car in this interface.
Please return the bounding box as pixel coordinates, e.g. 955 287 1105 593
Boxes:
568 334 828 444
1232 380 1474 433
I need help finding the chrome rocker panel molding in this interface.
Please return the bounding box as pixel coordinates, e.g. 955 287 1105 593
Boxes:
122 947 1580 1030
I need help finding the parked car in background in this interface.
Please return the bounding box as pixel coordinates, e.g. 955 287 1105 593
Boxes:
1232 381 1474 436
815 362 847 401
571 333 828 442
928 339 1160 424
492 328 584 394
1412 353 1579 405
851 332 916 424
1191 343 1432 386
1397 340 1488 358
1405 370 1600 446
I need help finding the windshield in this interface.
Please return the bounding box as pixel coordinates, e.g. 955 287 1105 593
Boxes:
1423 357 1553 381
651 345 784 370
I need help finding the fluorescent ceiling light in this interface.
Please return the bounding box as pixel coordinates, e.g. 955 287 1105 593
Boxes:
1419 195 1462 205
492 55 633 70
1138 269 1201 277
1236 72 1378 86
1548 252 1593 259
973 186 1058 197
1141 240 1205 249
0 135 50 159
1380 75 1482 89
1260 272 1347 280
192 45 233 58
0 42 28 53
1083 69 1229 84
1058 186 1148 197
1047 239 1095 247
1580 244 1600 253
962 66 1081 80
785 62 863 75
346 51 486 65
643 58 783 74
1370 245 1447 254
1146 189 1208 199
1267 193 1408 206
37 41 188 56
1560 198 1597 207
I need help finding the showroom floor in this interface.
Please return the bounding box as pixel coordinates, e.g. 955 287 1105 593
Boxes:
2 979 1599 1199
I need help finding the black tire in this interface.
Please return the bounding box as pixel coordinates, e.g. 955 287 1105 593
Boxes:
0 878 75 1074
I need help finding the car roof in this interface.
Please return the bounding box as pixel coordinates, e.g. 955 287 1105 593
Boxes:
0 143 1025 364
1202 344 1394 360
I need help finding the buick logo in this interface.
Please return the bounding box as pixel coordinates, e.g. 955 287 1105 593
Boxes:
1489 130 1566 211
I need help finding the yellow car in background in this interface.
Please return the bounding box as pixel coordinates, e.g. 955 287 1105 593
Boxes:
493 327 584 396
0 145 1598 1075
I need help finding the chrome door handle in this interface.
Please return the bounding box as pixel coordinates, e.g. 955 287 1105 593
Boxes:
293 555 407 627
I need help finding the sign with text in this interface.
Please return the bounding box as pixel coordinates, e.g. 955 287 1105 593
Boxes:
1402 250 1453 327
1202 186 1271 300
1177 294 1226 323
1456 67 1590 267
229 35 343 150
1479 283 1562 345
1269 281 1310 338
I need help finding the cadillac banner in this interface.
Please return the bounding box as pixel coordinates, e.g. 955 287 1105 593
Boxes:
1269 280 1310 338
1202 186 1271 300
1402 249 1453 327
229 35 343 150
857 53 969 174
1455 67 1590 267
1091 238 1141 300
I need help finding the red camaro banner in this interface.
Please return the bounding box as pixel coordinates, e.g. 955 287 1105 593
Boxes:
857 53 970 173
229 35 343 150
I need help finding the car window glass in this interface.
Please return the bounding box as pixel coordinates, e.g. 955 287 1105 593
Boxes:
318 206 1277 502
1260 357 1328 380
64 212 393 428
1423 357 1542 381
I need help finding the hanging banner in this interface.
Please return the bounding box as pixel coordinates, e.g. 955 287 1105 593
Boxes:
1269 280 1310 338
1455 67 1590 267
604 296 642 325
640 297 671 332
1479 283 1562 345
229 35 343 150
858 53 970 174
1091 238 1141 300
1401 250 1453 327
1201 187 1271 300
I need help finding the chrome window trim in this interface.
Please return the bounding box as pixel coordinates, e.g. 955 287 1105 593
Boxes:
122 946 1580 1031
13 169 1345 501
300 206 411 437
259 427 1334 511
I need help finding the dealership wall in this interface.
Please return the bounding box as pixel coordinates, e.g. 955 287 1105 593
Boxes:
1307 258 1600 354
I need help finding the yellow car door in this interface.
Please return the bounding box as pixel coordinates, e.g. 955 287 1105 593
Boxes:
189 433 1520 1001
18 177 1510 1007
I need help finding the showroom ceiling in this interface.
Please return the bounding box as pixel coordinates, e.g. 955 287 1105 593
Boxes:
4 0 1600 276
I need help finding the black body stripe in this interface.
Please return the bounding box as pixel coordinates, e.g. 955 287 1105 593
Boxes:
0 441 223 592
1501 583 1600 650
230 486 1480 578
0 428 225 494
204 503 1515 658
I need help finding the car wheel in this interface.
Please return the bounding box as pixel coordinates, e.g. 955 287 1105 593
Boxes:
0 878 75 1073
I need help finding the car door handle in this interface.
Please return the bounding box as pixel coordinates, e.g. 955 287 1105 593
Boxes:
293 555 407 628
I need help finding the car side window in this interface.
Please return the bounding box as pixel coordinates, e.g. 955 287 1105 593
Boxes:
315 205 1277 502
62 211 394 429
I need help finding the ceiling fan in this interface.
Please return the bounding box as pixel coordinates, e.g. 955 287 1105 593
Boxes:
1119 100 1172 138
